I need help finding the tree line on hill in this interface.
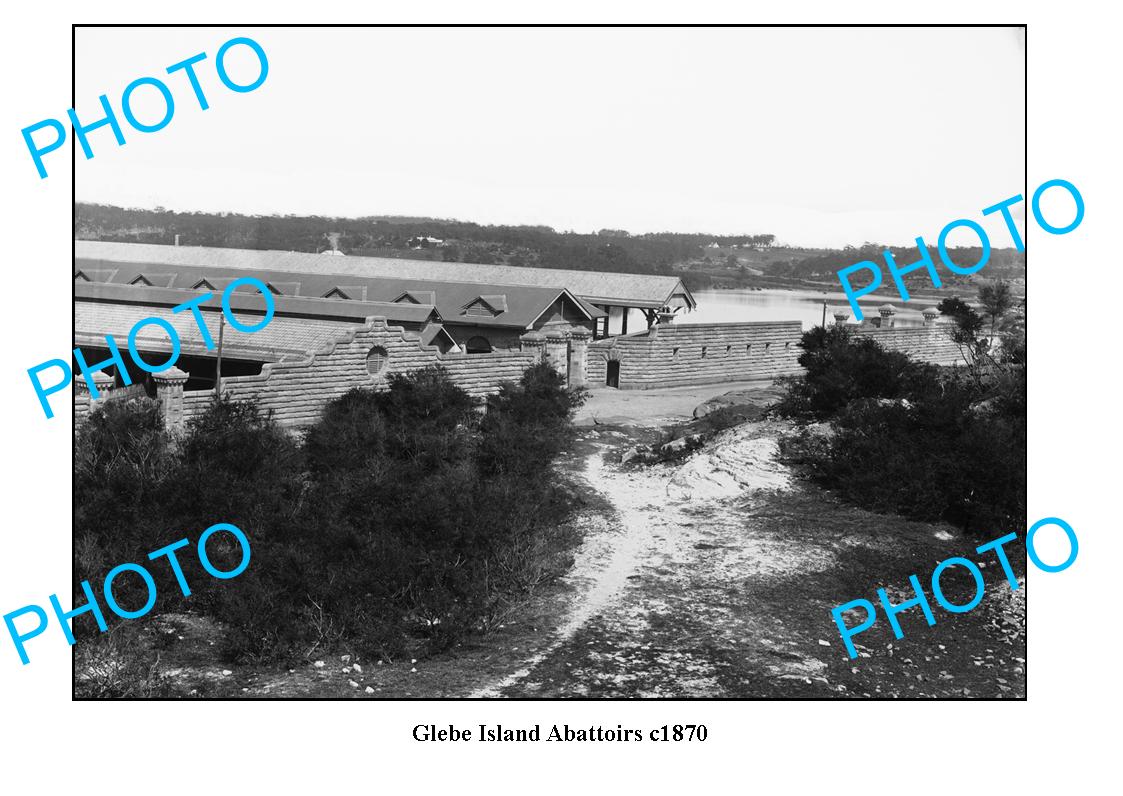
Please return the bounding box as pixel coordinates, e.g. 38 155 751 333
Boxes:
75 203 1025 293
768 242 1027 289
76 203 769 279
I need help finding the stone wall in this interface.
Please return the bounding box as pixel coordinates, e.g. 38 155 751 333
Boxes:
853 324 966 366
181 316 536 428
587 321 804 390
433 350 537 397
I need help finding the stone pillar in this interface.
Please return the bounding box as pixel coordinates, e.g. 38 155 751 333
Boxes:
832 309 850 326
79 367 117 413
520 332 546 363
567 329 590 388
878 304 897 329
545 332 569 377
922 307 940 326
153 366 189 432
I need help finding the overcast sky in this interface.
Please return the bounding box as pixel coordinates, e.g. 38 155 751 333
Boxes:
74 26 1025 248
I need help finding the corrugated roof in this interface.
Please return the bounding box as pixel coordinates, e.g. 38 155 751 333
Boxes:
75 260 605 329
75 240 693 309
75 300 360 363
76 281 440 325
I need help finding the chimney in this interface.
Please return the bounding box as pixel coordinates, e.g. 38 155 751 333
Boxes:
878 304 897 329
832 309 850 325
174 234 180 246
922 307 940 327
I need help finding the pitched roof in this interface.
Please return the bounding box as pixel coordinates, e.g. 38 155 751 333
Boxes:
393 290 437 305
74 300 361 363
419 322 457 349
75 281 440 326
75 259 605 329
75 240 694 309
476 295 508 312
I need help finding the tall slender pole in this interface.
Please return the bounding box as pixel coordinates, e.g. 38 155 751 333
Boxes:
215 313 225 398
822 301 827 328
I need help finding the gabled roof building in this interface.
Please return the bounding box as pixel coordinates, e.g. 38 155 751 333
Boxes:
77 240 695 336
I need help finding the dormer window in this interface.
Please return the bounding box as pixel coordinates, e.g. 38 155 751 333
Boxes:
461 295 507 317
266 281 301 296
74 268 117 283
192 277 240 292
392 290 436 305
128 273 176 288
322 286 366 300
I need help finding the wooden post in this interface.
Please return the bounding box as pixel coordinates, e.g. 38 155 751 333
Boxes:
621 307 628 336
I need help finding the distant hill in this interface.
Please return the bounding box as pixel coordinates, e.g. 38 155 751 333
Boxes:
74 203 1024 294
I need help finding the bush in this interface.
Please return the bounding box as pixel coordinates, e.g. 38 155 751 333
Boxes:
775 325 939 420
72 365 585 667
74 624 174 699
476 362 586 477
167 396 303 534
74 398 171 555
788 384 1024 534
777 326 1025 536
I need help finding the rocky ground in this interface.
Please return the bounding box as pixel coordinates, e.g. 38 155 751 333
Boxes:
81 384 1025 699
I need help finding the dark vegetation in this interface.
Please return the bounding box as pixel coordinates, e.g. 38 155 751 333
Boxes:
75 202 1022 295
776 283 1025 536
73 363 586 694
76 202 776 291
768 242 1027 291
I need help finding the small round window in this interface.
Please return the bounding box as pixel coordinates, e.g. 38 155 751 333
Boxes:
366 346 389 376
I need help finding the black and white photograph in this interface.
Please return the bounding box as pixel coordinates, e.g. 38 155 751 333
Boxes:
11 4 1123 792
66 24 1030 700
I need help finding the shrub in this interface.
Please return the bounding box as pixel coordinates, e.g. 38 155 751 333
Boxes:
476 362 586 477
74 624 174 699
166 396 303 534
73 364 586 669
777 327 1026 536
74 398 171 552
775 325 939 419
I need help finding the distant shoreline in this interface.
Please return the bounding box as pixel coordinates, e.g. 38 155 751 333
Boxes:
693 285 988 309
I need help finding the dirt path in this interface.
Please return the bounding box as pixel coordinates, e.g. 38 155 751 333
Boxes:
470 420 1026 698
130 389 1024 699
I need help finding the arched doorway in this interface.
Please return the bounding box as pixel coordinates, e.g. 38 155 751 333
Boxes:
465 336 492 354
606 359 620 388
